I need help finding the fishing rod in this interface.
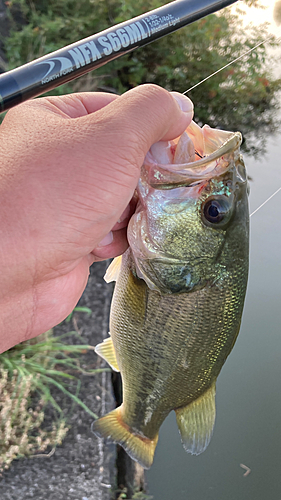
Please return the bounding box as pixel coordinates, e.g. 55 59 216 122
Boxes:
0 0 238 113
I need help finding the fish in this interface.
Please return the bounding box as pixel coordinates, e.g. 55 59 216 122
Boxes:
92 120 249 469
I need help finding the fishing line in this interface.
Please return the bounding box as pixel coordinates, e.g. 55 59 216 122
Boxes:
182 34 277 94
0 0 240 113
181 32 281 218
250 186 281 217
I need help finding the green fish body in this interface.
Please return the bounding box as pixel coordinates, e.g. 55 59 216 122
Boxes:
93 122 249 469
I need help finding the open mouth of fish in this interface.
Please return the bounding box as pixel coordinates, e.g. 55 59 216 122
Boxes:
143 120 243 189
127 120 247 293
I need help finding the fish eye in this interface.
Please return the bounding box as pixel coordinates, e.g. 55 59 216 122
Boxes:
202 196 233 228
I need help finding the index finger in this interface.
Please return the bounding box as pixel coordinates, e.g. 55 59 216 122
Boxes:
21 91 120 119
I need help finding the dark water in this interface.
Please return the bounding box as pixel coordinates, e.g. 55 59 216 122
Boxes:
147 56 281 500
147 112 281 498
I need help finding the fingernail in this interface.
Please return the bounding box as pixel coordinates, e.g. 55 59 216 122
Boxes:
118 205 130 223
170 91 194 114
98 231 113 247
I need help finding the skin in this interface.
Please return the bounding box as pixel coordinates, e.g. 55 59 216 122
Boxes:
0 84 193 353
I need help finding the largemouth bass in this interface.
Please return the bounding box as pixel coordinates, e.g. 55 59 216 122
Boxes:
93 120 249 469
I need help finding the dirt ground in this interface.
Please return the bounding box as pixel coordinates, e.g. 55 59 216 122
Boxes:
0 261 116 500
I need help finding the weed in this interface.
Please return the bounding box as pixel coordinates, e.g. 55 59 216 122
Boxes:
0 367 68 472
0 328 109 471
0 330 109 417
65 306 92 323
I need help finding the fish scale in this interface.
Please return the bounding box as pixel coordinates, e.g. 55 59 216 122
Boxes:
93 122 249 468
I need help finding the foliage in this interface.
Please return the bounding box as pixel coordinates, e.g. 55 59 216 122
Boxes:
0 368 68 473
0 328 109 471
0 329 107 418
0 0 279 476
65 306 92 323
3 0 281 155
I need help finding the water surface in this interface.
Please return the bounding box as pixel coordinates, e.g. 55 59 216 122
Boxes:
147 99 281 500
147 13 281 498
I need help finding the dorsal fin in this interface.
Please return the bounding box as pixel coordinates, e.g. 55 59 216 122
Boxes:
175 382 216 455
104 256 122 283
95 336 120 372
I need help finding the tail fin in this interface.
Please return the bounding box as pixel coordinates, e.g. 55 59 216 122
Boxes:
92 406 158 469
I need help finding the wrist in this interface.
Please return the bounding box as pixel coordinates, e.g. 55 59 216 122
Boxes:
0 257 90 353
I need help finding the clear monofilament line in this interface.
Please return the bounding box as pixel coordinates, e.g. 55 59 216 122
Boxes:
181 32 281 219
183 34 276 94
250 187 281 217
181 33 281 218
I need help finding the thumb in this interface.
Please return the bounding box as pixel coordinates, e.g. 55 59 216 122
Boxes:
83 84 193 170
71 84 193 189
64 84 193 239
102 83 194 145
66 85 193 258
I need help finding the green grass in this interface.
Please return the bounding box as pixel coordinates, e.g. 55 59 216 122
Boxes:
65 306 92 323
0 366 69 472
0 329 109 418
0 321 110 472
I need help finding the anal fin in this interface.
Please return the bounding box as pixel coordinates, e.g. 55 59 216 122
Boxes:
175 382 216 455
95 336 120 372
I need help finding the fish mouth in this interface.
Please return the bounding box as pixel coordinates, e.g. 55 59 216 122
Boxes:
128 122 246 293
144 121 242 189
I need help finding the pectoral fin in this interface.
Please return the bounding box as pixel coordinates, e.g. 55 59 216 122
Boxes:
175 382 216 455
104 256 122 283
95 336 120 372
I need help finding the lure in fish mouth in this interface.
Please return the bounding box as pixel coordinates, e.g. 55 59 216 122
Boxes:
92 120 249 469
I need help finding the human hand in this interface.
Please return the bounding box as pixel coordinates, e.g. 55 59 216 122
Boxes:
0 84 193 351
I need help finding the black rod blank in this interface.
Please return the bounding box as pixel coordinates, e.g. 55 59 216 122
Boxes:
0 0 238 112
